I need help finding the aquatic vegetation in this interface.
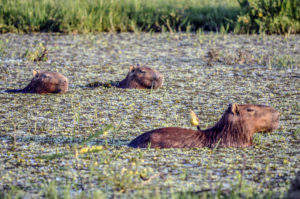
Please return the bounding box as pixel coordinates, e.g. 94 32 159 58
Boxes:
23 42 48 62
0 33 299 198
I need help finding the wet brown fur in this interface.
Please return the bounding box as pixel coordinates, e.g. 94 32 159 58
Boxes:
5 70 68 94
286 170 300 199
128 104 280 148
117 65 163 89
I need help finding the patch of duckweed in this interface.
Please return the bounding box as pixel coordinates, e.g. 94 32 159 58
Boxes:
0 33 299 198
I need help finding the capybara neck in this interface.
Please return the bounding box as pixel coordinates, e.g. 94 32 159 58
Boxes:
5 70 68 94
128 104 280 148
117 65 163 89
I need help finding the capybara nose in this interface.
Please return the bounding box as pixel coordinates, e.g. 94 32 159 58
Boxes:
153 74 159 81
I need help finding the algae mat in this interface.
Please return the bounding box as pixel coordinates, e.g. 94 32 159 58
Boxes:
0 33 299 198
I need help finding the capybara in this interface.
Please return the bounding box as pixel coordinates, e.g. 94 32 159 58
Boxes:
5 70 68 94
286 171 300 199
128 104 280 148
117 65 163 89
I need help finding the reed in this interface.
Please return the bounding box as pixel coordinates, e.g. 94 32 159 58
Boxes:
0 0 240 33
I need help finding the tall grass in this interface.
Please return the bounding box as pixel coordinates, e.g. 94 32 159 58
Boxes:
0 0 240 33
0 0 299 34
236 0 300 34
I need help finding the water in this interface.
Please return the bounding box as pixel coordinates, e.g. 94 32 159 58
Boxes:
0 33 299 198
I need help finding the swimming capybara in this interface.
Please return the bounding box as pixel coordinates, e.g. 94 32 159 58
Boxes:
117 65 163 89
128 104 280 148
5 70 68 94
286 171 300 199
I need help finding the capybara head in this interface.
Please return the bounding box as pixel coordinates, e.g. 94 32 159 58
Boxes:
27 70 68 94
5 70 68 94
221 104 280 134
118 65 164 89
10 70 68 94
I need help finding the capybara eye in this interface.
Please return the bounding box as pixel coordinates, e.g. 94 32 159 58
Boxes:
247 108 254 112
42 74 50 78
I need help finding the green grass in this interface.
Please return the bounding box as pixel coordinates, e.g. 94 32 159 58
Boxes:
0 0 240 33
0 0 241 33
1 0 299 34
236 0 300 34
0 181 283 199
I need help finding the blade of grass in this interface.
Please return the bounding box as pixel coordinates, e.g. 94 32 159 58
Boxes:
80 123 113 146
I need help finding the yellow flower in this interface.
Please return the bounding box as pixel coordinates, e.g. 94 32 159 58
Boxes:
283 159 289 165
79 147 89 154
121 168 127 174
190 109 199 127
92 146 103 151
79 145 103 154
103 131 108 137
258 12 263 17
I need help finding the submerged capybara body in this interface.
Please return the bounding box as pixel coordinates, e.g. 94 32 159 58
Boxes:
286 171 300 199
5 70 68 94
117 65 163 89
129 104 280 148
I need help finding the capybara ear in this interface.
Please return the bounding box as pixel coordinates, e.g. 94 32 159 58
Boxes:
32 70 39 77
129 65 136 72
230 103 239 115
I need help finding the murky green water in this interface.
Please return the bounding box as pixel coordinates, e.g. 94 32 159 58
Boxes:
0 33 299 198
